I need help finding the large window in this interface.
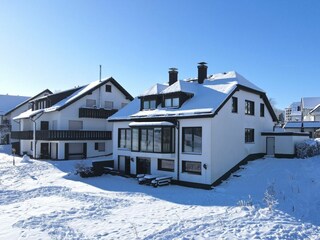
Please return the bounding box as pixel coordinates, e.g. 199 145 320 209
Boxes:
158 159 174 172
182 161 201 175
118 128 131 149
140 129 154 152
260 103 265 117
143 100 156 110
131 127 174 153
182 127 202 154
131 128 139 151
245 128 255 143
165 97 179 108
232 97 238 113
245 100 255 115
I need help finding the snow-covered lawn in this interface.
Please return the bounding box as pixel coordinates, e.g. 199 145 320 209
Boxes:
1 154 320 239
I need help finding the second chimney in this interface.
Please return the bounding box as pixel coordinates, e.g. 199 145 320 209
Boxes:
197 62 208 84
169 67 178 85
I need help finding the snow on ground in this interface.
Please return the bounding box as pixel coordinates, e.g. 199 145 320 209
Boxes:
1 153 320 239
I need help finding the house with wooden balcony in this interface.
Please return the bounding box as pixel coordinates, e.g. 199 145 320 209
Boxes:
2 89 52 152
12 77 133 160
1 94 32 145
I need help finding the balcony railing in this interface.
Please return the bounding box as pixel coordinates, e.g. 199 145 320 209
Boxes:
79 108 118 119
11 131 33 139
11 130 112 141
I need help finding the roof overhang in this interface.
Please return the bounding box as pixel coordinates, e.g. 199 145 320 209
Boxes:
128 121 175 127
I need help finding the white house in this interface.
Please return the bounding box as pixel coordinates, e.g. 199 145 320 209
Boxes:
285 101 301 122
283 97 320 137
108 63 278 188
3 89 52 152
0 94 30 145
12 77 133 160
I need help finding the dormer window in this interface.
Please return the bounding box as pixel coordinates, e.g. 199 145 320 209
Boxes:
165 97 179 108
143 100 156 110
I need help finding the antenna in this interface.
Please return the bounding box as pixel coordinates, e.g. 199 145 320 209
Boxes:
99 65 102 82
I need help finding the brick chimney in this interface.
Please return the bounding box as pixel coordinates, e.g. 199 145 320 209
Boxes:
169 67 178 85
197 62 207 84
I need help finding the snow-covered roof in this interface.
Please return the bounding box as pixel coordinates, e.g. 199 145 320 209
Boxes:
310 104 320 114
284 121 320 129
301 97 320 109
13 109 44 120
289 102 301 108
128 121 175 127
0 95 30 115
140 83 168 96
14 77 133 120
45 79 105 112
109 71 275 121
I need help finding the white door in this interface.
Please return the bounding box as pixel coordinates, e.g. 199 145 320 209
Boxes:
266 137 275 155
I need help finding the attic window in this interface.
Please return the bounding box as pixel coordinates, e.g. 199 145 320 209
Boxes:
105 85 112 92
165 97 179 108
143 100 156 110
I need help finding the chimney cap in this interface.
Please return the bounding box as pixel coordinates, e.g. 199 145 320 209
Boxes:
198 62 207 65
169 67 178 71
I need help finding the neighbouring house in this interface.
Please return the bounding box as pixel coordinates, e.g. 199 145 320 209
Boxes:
108 63 279 188
3 89 52 153
12 77 133 160
285 102 301 122
301 97 320 121
283 97 320 137
0 94 30 145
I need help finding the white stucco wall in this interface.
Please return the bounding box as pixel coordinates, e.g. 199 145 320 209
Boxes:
210 90 274 183
18 81 130 159
261 134 310 155
112 89 276 186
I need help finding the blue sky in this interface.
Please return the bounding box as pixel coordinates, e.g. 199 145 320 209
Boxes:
1 0 320 109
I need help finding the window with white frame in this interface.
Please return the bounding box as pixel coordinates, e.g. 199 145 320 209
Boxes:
68 120 83 130
86 99 96 108
105 101 114 109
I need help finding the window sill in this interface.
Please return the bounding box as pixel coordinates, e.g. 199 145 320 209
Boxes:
118 148 131 151
181 152 202 155
158 169 174 172
182 171 201 175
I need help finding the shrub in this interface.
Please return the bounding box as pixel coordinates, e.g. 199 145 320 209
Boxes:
263 183 278 211
295 139 320 158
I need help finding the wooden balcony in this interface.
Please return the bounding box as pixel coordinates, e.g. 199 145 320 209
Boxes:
79 108 118 119
11 130 112 141
11 131 33 139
